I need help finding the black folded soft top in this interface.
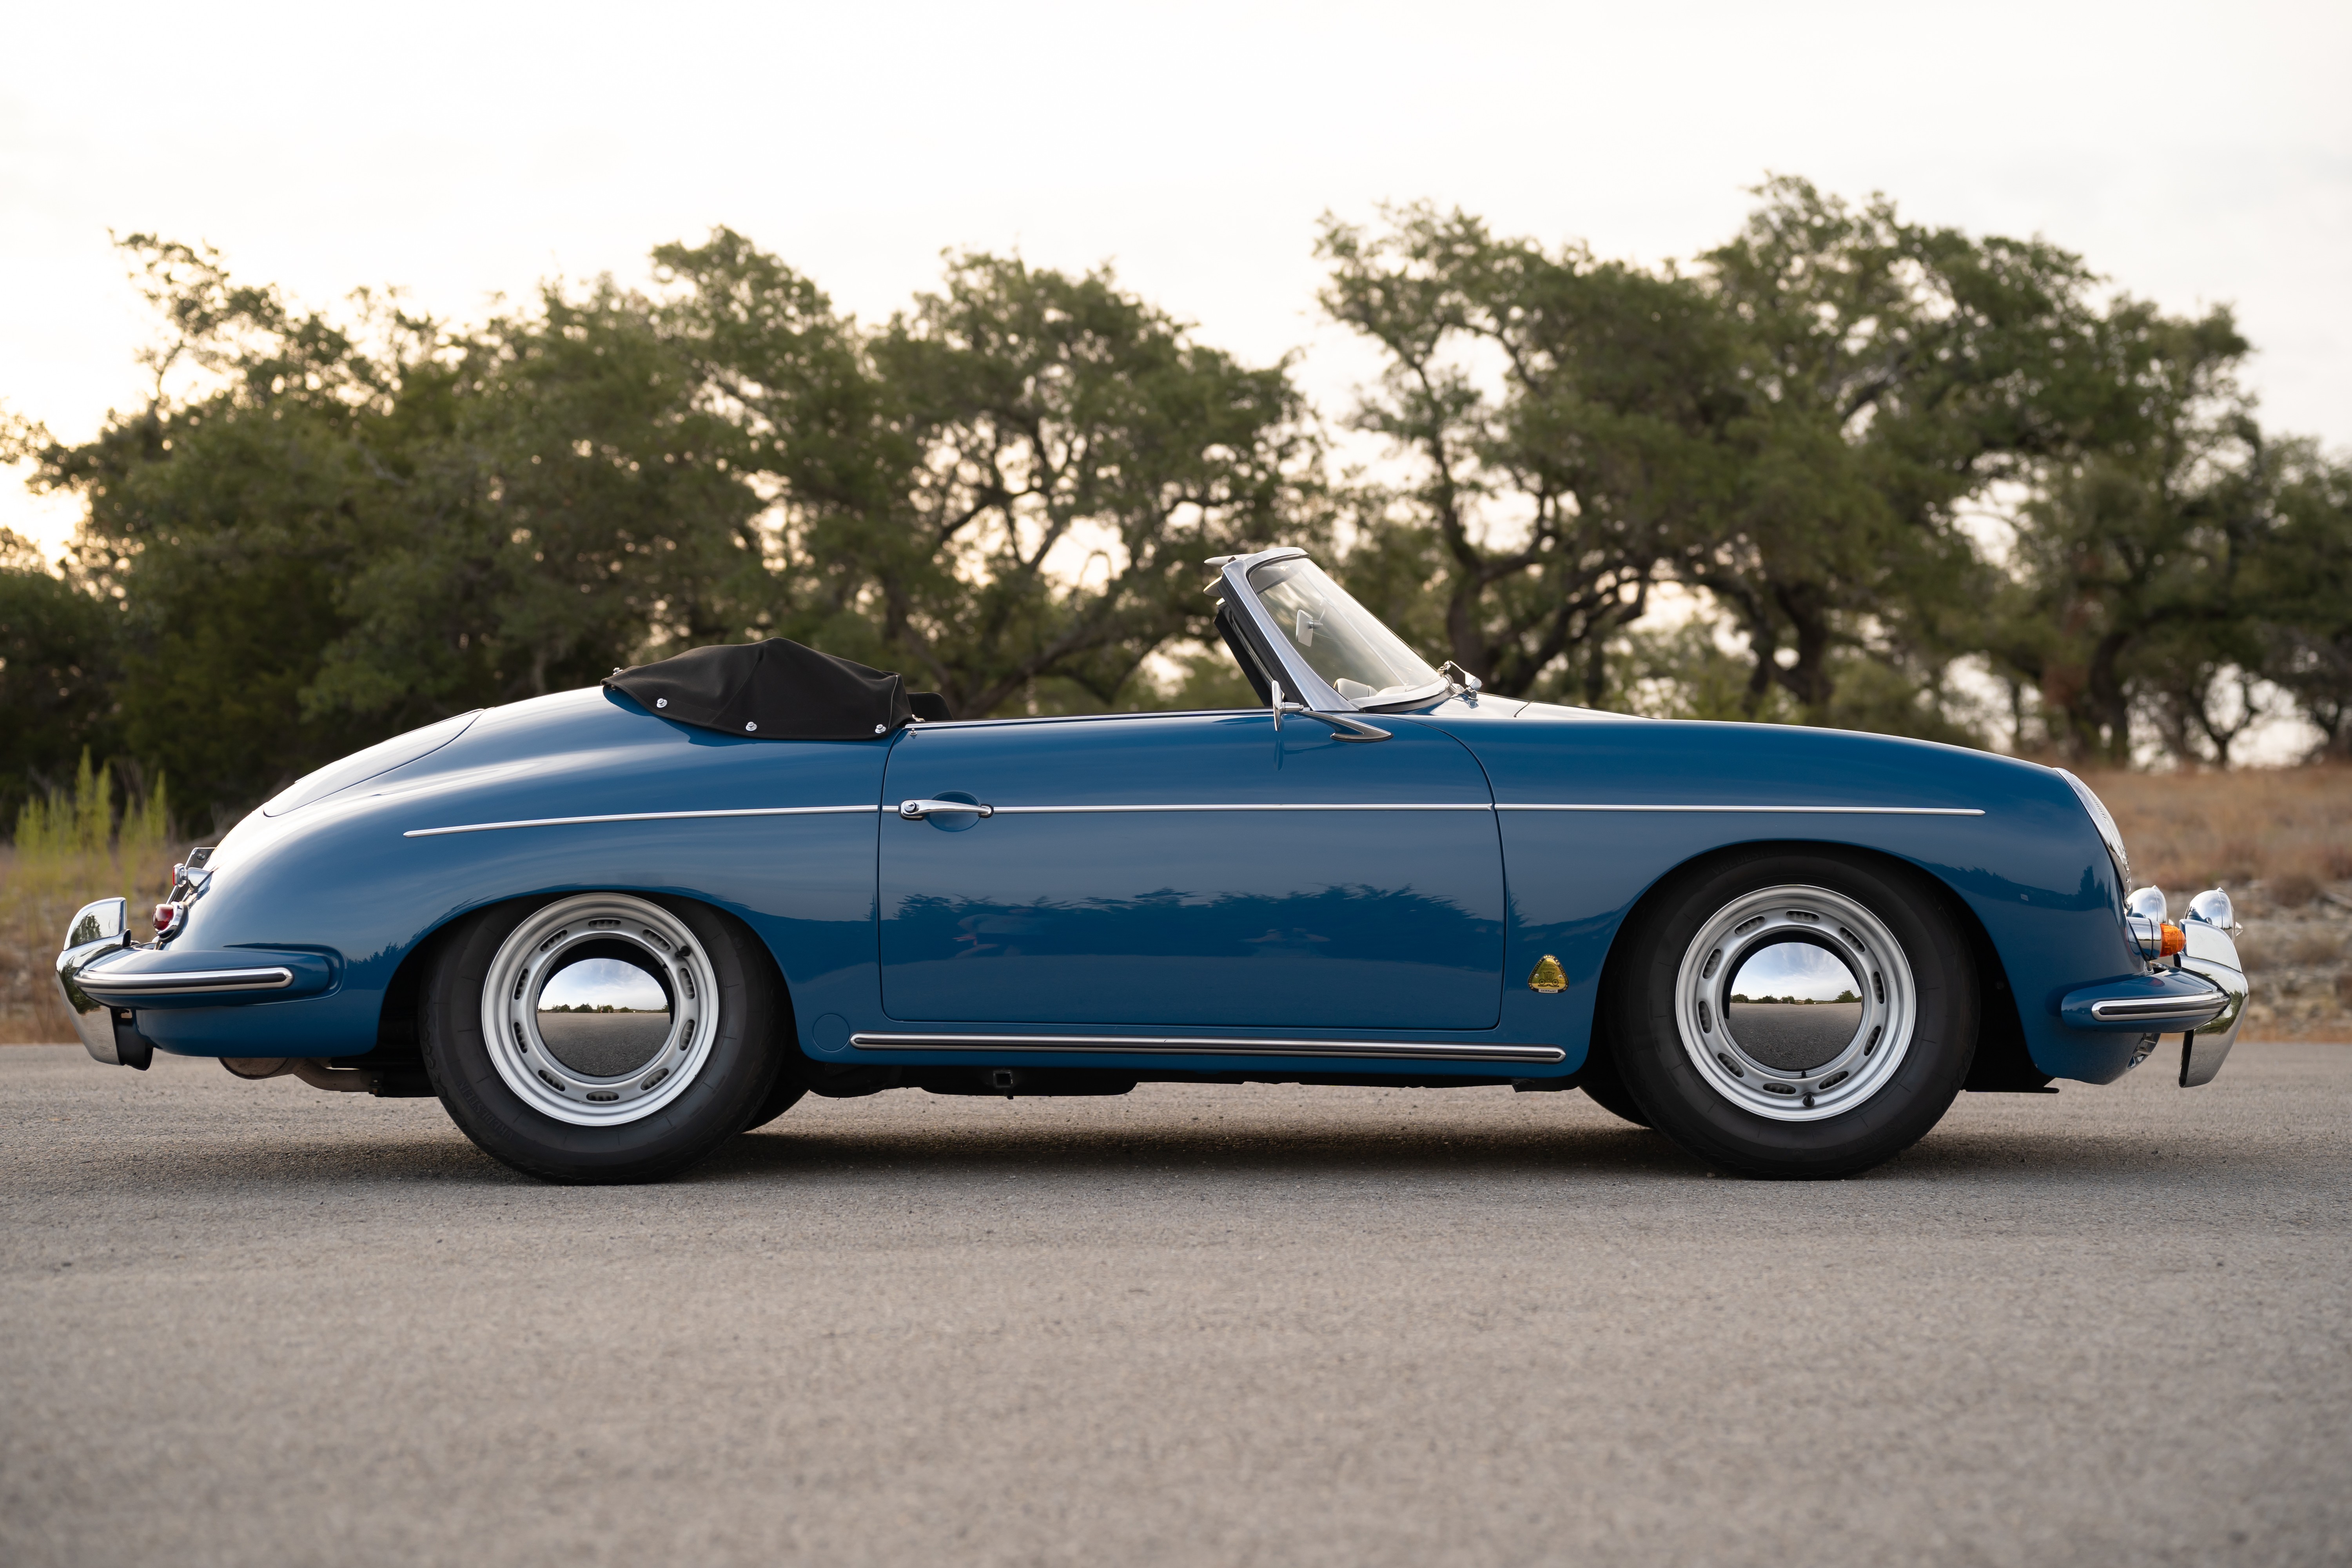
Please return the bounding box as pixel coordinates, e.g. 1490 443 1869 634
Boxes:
604 638 949 740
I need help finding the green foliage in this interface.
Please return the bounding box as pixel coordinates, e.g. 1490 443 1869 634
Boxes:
2252 455 2352 757
655 236 1321 716
1318 205 1731 703
1321 183 2350 760
861 254 1317 717
1608 620 1798 723
0 531 121 824
31 240 433 813
1985 307 2278 763
9 188 2352 829
13 750 114 860
303 278 770 725
20 231 1314 819
1158 641 1266 712
1681 176 2111 722
1314 181 2154 724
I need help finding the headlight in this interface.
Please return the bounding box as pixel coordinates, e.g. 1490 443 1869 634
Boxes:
2055 768 2131 891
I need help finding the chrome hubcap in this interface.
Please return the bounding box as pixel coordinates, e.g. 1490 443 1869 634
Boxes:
480 894 718 1127
1673 885 1916 1122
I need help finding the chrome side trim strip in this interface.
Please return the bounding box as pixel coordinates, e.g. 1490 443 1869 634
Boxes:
409 802 1982 835
851 1032 1565 1063
80 966 295 995
405 805 879 838
2090 993 2227 1023
1495 804 1985 816
987 802 1491 814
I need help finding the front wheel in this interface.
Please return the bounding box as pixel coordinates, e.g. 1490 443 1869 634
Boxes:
1606 849 1978 1178
1575 1039 1651 1128
419 893 784 1183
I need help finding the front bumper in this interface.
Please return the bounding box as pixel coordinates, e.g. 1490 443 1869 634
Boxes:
2058 886 2249 1088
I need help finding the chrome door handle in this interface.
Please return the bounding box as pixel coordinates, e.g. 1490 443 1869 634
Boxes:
898 798 996 820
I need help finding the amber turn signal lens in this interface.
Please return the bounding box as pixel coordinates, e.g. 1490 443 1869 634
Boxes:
2160 921 2185 957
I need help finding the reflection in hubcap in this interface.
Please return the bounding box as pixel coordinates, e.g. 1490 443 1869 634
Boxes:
1723 940 1864 1073
535 950 673 1078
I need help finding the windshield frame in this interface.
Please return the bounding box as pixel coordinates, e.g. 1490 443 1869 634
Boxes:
1214 547 1453 713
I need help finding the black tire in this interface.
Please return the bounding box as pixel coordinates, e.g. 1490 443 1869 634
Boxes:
419 895 785 1183
742 1076 808 1132
1605 848 1978 1179
1576 1039 1651 1128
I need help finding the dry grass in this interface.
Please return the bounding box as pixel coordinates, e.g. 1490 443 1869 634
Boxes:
2079 764 2351 1041
2079 764 2352 892
0 846 177 1043
4 762 2343 1046
0 757 176 1045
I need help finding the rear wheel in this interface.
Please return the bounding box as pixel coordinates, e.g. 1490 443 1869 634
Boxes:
419 893 783 1183
1606 849 1977 1178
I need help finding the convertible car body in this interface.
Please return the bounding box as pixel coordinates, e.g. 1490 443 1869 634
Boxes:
56 548 2252 1181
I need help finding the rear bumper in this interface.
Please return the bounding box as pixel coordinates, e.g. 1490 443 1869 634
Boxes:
57 894 342 1068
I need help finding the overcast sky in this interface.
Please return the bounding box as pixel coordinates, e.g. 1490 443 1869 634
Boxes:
5 0 2347 556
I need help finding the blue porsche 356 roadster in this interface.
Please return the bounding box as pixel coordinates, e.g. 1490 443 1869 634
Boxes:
57 548 2250 1183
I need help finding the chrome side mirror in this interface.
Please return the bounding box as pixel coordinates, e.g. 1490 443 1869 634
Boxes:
1270 678 1390 743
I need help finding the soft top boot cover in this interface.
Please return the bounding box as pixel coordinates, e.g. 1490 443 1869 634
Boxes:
605 638 924 740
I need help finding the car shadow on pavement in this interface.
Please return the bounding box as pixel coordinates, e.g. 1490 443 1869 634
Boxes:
16 1095 2309 1197
701 1120 1703 1185
698 1127 2304 1191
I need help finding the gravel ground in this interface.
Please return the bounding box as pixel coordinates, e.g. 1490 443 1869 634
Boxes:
3 1042 2347 1568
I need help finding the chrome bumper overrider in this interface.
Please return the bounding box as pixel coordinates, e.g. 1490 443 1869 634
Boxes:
55 897 145 1067
2174 895 2247 1088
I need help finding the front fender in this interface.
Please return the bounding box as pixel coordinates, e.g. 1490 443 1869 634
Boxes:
1421 703 2149 1084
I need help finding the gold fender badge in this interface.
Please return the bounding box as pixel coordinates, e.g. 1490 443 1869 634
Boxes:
1527 955 1568 993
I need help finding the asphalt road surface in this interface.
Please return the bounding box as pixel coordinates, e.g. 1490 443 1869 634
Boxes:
4 1042 2347 1567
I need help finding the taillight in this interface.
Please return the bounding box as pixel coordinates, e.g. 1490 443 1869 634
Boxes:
153 902 181 936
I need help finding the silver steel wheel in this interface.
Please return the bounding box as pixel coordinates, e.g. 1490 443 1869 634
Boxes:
1671 884 1917 1123
479 894 719 1128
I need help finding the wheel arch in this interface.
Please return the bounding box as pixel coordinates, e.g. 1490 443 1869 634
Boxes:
372 889 800 1061
1583 838 2039 1092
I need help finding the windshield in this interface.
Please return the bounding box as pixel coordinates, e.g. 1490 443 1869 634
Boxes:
1245 557 1445 706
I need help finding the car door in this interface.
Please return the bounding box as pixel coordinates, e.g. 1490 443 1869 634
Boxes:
878 709 1504 1032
